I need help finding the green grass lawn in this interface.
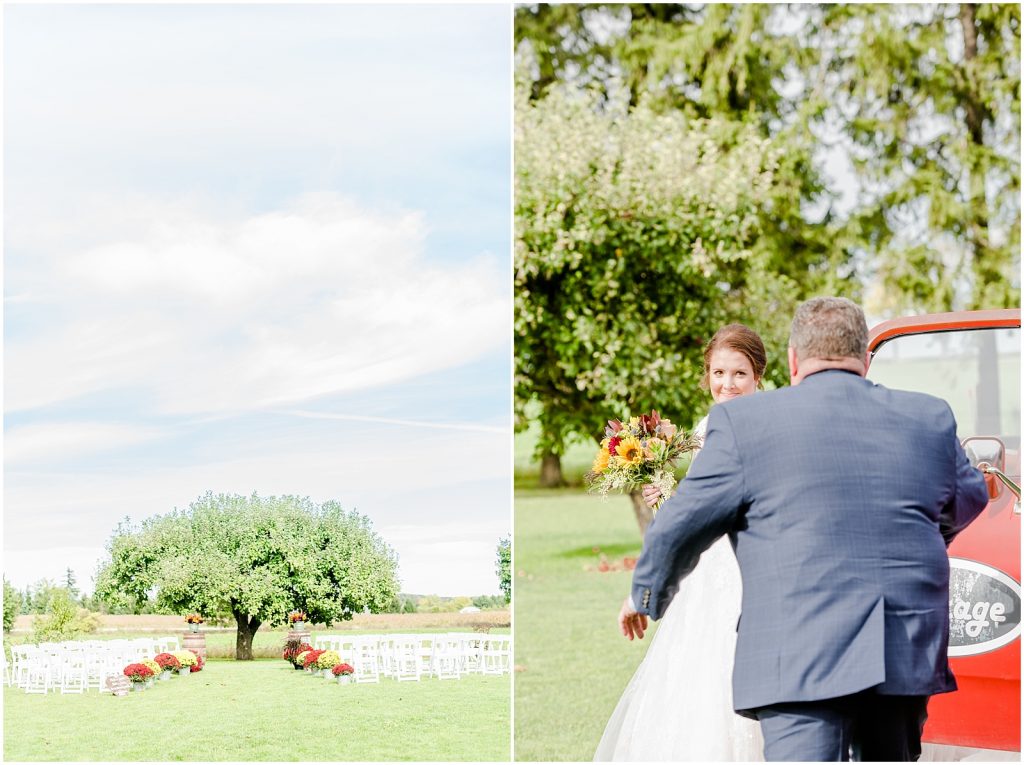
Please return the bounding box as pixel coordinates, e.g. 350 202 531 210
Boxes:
4 659 510 761
513 488 654 762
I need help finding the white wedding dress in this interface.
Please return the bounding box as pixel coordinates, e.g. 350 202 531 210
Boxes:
594 415 764 761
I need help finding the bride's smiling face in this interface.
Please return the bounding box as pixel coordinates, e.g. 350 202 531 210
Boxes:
709 348 759 403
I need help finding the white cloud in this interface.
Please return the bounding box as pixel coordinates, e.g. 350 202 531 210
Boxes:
5 422 161 466
6 193 508 415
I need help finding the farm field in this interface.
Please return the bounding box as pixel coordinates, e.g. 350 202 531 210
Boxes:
4 658 511 761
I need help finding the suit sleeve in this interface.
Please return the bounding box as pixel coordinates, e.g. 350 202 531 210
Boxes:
939 424 990 547
630 405 746 620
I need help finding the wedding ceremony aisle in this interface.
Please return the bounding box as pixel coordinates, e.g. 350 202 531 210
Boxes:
3 656 510 761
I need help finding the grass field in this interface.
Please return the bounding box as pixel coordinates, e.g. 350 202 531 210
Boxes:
513 488 653 762
4 658 510 761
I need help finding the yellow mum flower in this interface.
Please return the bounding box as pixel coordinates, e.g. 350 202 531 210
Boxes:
592 448 610 473
615 436 644 466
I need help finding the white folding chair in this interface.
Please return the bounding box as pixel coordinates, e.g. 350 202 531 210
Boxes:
59 646 88 694
482 636 511 675
431 635 461 680
352 638 380 684
391 636 421 682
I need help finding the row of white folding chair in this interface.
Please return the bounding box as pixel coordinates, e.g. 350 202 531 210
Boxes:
313 635 382 683
481 636 511 674
310 632 510 680
8 639 166 694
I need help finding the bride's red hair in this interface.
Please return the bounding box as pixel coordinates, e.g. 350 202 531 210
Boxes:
700 324 767 391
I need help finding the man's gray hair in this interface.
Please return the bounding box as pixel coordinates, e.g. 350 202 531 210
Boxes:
789 297 869 361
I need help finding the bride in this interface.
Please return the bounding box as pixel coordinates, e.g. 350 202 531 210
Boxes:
594 323 767 762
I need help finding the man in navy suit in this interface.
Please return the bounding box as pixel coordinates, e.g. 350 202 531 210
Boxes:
620 297 990 761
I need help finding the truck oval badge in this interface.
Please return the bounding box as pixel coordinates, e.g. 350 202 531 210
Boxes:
948 558 1021 657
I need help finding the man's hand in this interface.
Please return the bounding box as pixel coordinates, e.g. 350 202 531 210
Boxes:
618 596 648 641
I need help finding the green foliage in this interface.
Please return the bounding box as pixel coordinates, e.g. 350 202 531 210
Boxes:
3 578 21 633
516 87 812 459
62 567 78 600
516 4 1020 318
818 3 1020 313
31 589 100 642
94 492 400 658
496 538 511 604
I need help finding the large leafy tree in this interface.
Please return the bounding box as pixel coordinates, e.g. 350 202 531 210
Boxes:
515 5 857 496
95 492 399 660
517 89 827 531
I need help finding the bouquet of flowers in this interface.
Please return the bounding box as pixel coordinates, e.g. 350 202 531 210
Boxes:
185 613 204 625
331 663 355 677
586 410 703 512
288 610 307 626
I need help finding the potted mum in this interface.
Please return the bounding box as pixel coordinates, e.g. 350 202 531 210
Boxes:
123 662 153 691
288 610 307 631
185 613 204 633
191 655 205 673
283 639 313 669
302 649 324 673
173 650 198 675
315 650 341 679
141 659 162 688
332 663 355 685
154 652 180 680
290 647 313 671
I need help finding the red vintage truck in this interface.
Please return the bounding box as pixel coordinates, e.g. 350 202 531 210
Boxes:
867 308 1021 755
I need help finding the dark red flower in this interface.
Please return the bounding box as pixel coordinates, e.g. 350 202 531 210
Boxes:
608 436 621 455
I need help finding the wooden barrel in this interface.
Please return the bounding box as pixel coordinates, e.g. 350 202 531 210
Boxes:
182 631 207 660
287 628 312 645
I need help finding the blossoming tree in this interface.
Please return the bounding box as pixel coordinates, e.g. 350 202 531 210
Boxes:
95 492 399 659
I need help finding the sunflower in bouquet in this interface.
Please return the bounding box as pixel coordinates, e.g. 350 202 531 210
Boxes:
586 410 703 512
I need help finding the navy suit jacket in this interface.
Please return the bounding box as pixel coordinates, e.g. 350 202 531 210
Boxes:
631 369 989 713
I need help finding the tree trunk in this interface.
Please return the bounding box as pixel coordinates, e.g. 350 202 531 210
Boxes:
629 491 654 537
539 449 565 488
234 612 262 660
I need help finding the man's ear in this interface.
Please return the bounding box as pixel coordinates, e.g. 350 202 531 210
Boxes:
788 347 799 385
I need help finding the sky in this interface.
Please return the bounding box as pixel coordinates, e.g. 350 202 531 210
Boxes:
4 4 512 597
